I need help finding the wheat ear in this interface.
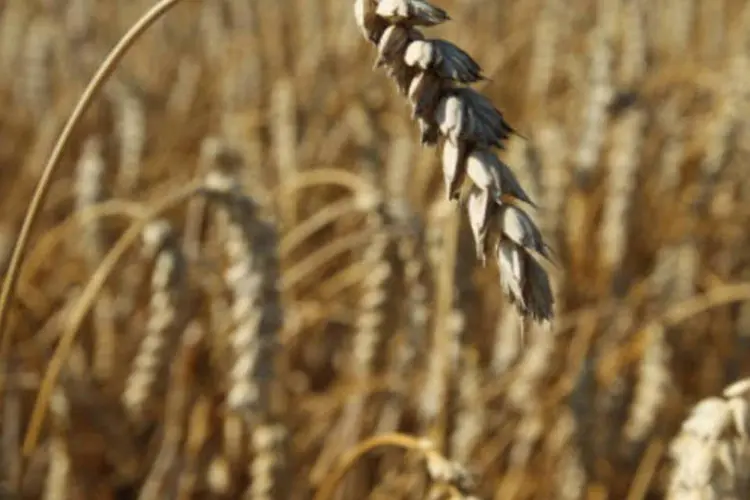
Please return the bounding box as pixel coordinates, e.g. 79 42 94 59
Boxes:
355 0 554 322
122 220 188 423
667 378 750 498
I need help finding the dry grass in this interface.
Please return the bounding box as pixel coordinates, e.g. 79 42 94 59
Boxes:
2 0 750 498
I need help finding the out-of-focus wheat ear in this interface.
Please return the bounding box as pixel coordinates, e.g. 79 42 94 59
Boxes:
247 424 290 500
695 51 745 215
74 135 118 382
204 169 281 419
204 169 285 493
43 388 70 500
75 136 106 262
378 136 427 430
122 220 187 424
572 30 612 177
378 215 429 434
140 321 203 500
112 85 146 195
205 455 232 497
598 108 644 288
336 198 392 497
667 378 750 498
343 203 391 418
420 201 467 450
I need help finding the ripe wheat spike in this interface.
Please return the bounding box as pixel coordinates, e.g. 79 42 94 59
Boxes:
355 0 554 322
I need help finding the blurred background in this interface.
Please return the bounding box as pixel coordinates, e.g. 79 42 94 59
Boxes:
1 0 750 498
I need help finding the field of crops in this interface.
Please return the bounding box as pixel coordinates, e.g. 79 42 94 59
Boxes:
1 0 750 498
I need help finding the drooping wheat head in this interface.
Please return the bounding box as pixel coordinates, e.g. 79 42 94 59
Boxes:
354 0 554 322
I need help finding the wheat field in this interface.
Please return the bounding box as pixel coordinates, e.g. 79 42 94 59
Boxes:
2 0 750 498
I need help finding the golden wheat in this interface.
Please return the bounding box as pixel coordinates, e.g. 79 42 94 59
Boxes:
3 0 750 498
